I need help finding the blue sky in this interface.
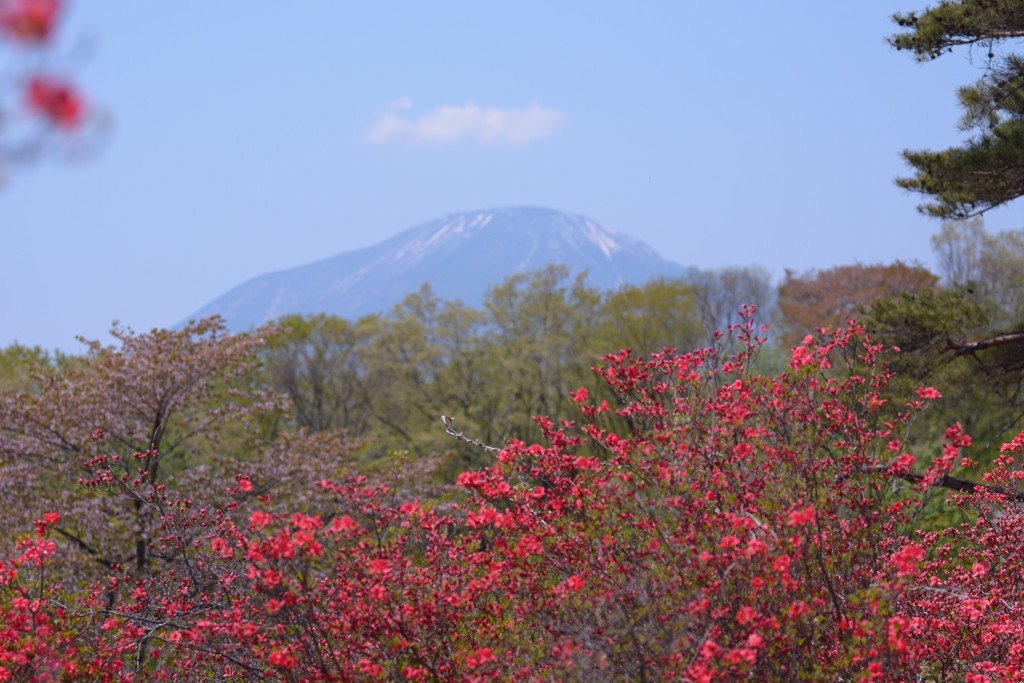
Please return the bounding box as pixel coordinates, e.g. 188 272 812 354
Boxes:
3 2 1023 351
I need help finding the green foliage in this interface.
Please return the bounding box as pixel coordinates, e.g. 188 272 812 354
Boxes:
0 342 51 392
263 313 377 435
898 121 1024 218
260 268 708 475
865 286 1024 462
832 218 1024 530
891 1 1024 60
595 278 703 356
867 288 989 364
482 266 602 441
891 2 1024 217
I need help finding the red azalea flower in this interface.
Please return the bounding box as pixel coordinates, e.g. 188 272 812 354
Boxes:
0 0 59 43
891 543 926 576
26 76 84 129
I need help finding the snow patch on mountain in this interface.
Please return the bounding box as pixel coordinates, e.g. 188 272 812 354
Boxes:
582 220 621 258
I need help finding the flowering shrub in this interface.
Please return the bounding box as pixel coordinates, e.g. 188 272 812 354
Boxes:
890 432 1024 682
4 314 1024 680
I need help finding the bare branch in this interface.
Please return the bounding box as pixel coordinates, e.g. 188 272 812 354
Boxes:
893 470 1024 502
952 331 1024 357
441 415 502 453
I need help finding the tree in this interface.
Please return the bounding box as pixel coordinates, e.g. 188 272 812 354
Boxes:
595 278 704 358
863 220 1024 454
777 262 939 349
263 313 377 436
931 218 1024 324
480 265 604 447
361 286 467 453
0 341 51 392
263 292 496 473
0 317 285 580
891 1 1024 217
686 266 775 342
260 272 713 476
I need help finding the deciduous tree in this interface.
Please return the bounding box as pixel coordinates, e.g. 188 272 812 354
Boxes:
864 221 1024 452
0 317 284 580
686 266 775 343
263 313 377 436
0 342 51 392
595 277 703 357
777 262 938 349
931 218 1024 324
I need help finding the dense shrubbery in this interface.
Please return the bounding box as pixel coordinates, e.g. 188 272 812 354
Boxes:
4 311 1024 680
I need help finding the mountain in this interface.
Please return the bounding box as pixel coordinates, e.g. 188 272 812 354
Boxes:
186 207 689 330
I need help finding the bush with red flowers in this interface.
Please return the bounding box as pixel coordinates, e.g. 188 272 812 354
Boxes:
4 313 1024 680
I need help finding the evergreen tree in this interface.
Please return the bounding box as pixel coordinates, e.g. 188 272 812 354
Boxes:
891 1 1024 217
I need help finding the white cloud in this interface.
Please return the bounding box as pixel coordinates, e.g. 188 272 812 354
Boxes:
365 99 567 147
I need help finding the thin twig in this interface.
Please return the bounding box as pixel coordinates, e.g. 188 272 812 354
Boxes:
441 416 502 453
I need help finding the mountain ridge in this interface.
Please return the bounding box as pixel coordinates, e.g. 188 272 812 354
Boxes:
185 207 689 330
